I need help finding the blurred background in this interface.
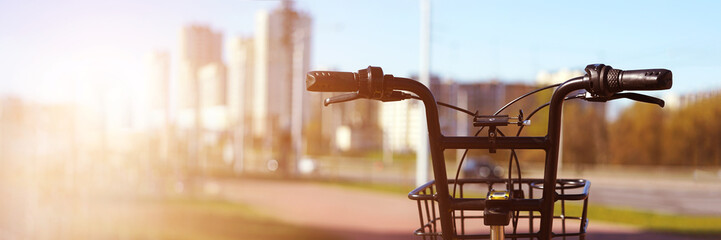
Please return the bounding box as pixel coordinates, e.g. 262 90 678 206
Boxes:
1 0 720 239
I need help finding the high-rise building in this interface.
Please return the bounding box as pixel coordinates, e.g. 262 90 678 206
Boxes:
227 37 255 126
179 25 223 70
253 2 312 174
198 62 228 131
177 25 223 125
176 24 223 170
198 63 227 108
146 50 170 127
253 3 312 137
227 37 255 172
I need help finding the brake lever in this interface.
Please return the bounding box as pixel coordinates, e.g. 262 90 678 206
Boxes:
324 91 413 106
584 92 666 108
379 91 413 102
615 93 666 107
324 93 360 106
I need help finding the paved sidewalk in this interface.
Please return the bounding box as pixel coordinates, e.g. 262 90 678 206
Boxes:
215 178 716 240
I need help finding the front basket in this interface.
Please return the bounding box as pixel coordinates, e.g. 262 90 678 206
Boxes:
408 178 590 239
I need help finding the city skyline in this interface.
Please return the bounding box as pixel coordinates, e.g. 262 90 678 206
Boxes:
3 0 721 107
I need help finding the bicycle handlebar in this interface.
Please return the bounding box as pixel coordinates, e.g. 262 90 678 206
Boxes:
307 66 388 99
585 64 672 97
304 63 672 240
308 64 673 102
306 71 358 92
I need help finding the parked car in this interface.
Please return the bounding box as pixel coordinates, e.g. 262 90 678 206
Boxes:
462 157 504 179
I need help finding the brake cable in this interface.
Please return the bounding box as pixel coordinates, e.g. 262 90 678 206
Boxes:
451 82 563 199
409 96 477 117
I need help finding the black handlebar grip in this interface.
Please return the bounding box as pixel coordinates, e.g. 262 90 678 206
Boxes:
586 64 672 96
617 69 673 91
306 71 359 92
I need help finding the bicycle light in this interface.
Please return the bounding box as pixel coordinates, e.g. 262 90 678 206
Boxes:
484 190 512 226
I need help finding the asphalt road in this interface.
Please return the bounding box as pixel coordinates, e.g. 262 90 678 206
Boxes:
586 177 721 216
313 157 721 216
214 178 717 240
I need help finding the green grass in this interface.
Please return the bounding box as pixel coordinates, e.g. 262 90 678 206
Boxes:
363 151 417 164
558 202 721 235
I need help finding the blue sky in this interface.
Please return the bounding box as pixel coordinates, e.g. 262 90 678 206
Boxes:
1 0 720 104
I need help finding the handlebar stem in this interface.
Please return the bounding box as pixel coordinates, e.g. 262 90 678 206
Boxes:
387 77 455 239
540 77 587 239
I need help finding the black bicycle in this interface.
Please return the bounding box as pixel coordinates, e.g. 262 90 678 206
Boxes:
305 64 672 240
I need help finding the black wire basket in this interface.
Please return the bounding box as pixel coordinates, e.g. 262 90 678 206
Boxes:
408 178 590 239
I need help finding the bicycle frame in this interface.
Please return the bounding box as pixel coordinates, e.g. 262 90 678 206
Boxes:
389 77 587 240
307 64 671 240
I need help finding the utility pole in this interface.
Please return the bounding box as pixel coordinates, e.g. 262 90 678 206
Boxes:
416 0 431 186
456 88 468 167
